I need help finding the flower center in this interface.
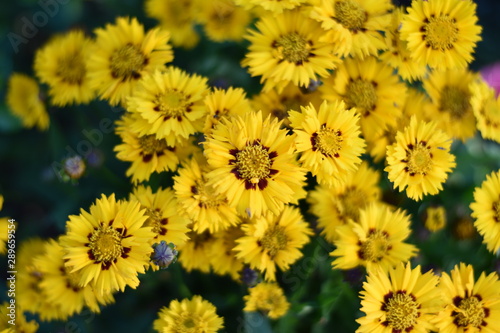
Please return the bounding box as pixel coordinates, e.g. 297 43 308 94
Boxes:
345 79 377 114
383 291 419 331
337 187 367 223
275 33 311 64
144 208 163 234
63 266 82 291
493 200 500 223
423 16 458 51
454 296 486 328
109 44 146 80
58 53 86 84
183 317 196 329
312 126 343 157
334 0 367 31
234 144 273 184
359 230 390 262
88 225 123 263
439 85 471 119
261 225 288 258
154 90 189 117
405 142 432 176
193 178 225 209
139 135 168 155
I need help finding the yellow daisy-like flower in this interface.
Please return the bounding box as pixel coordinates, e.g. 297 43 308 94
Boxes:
127 67 209 146
243 282 290 319
6 73 49 131
153 295 224 333
0 302 38 333
60 194 155 297
357 263 442 333
307 161 382 243
234 205 313 281
400 0 482 70
145 0 200 49
470 169 500 254
242 9 339 93
203 87 253 135
453 217 478 241
288 100 365 187
177 229 217 274
234 0 307 14
34 30 95 106
424 206 447 232
380 7 428 82
433 263 500 332
203 111 306 217
34 239 115 316
174 157 239 233
210 225 245 280
310 0 393 58
114 112 197 184
423 68 479 141
319 56 406 141
331 203 418 273
130 185 190 246
385 116 456 201
87 17 173 106
470 79 500 143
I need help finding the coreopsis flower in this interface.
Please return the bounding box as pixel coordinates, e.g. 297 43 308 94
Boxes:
60 194 156 297
34 30 95 106
244 282 290 319
470 79 500 143
288 100 365 187
6 73 49 131
470 169 500 254
424 206 447 232
145 0 200 49
234 205 313 281
153 296 224 333
433 263 500 332
234 0 307 14
385 116 456 201
331 203 418 273
242 9 339 92
130 185 190 246
400 0 482 70
210 225 245 280
34 239 115 316
319 56 406 141
127 67 209 146
86 17 173 106
177 230 217 273
310 0 393 58
423 68 479 141
357 263 442 333
203 111 306 218
307 161 382 243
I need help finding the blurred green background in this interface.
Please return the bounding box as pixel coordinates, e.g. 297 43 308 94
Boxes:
0 0 500 332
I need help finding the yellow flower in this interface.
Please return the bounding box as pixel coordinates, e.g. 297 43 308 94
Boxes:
177 229 217 274
470 169 500 254
424 206 447 232
86 17 173 106
34 30 95 106
244 282 290 319
470 78 500 144
401 0 482 70
234 205 313 281
127 67 209 146
433 263 500 332
385 116 456 201
242 9 339 92
0 302 38 333
234 0 307 14
60 194 155 297
153 295 224 333
288 100 365 187
310 0 393 58
331 203 418 273
307 161 382 243
203 111 306 218
210 226 245 280
357 263 442 333
6 73 49 131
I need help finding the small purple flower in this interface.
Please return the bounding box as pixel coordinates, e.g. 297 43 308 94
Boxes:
151 241 178 269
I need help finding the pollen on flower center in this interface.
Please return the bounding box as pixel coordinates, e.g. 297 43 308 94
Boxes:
144 208 164 234
139 135 168 155
454 296 486 328
57 53 86 84
334 0 367 31
405 142 432 176
65 267 83 291
345 79 377 113
234 144 273 183
89 225 123 263
110 44 146 79
182 317 196 329
261 225 288 258
493 200 500 223
383 291 419 331
312 126 343 157
337 187 367 222
193 179 225 209
154 90 189 117
423 16 458 51
275 33 311 64
359 230 390 262
439 85 471 119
